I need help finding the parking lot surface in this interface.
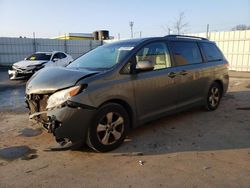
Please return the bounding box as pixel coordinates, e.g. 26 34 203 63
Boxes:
0 68 250 188
0 67 26 112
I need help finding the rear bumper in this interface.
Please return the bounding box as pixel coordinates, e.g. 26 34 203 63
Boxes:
44 104 96 143
8 69 33 80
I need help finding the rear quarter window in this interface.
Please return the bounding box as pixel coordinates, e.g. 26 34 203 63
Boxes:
200 43 223 62
58 53 67 59
169 41 202 66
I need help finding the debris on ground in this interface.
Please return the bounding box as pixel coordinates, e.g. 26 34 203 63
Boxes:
202 166 211 170
139 160 145 166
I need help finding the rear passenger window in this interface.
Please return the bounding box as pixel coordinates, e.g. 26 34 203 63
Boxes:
170 42 202 66
59 53 67 59
200 43 223 62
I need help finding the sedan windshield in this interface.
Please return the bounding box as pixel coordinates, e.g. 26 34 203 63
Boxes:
26 53 52 61
68 42 136 69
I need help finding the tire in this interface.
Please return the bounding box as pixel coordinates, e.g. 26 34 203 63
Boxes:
205 82 222 111
87 103 130 152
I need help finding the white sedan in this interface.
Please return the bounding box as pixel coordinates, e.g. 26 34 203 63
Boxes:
8 51 73 80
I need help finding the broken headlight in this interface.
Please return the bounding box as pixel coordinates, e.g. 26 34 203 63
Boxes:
46 85 82 110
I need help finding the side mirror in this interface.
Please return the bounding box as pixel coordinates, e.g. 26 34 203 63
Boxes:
136 61 154 71
53 58 59 62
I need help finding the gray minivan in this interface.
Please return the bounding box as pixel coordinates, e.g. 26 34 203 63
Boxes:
26 35 229 152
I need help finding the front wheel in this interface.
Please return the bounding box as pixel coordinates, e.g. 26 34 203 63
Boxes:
87 103 130 152
205 82 222 111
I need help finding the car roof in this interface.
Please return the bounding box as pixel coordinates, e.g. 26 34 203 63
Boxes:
110 35 214 46
35 51 66 54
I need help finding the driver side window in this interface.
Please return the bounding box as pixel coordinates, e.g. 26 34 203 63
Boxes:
135 42 171 70
52 53 59 61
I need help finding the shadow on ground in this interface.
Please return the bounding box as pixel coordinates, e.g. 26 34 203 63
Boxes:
75 90 250 156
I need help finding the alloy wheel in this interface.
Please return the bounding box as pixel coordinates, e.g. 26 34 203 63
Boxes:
208 87 220 107
96 112 125 145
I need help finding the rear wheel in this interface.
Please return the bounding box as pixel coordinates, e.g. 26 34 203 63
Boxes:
205 82 222 111
87 103 129 152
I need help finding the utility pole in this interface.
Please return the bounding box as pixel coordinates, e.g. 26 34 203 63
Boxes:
168 28 171 35
129 21 134 39
33 32 36 52
206 24 210 39
64 33 67 53
134 31 142 38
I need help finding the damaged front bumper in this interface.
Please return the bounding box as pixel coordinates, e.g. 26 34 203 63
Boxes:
8 69 33 80
29 101 96 144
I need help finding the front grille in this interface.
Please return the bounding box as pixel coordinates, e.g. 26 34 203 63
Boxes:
13 66 32 73
26 94 50 123
39 95 49 122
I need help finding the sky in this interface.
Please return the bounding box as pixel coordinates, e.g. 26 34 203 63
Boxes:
0 0 249 39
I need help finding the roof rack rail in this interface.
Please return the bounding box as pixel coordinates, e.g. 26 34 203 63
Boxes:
164 35 208 41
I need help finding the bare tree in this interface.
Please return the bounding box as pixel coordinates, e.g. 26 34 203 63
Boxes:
232 24 250 31
161 25 172 35
173 12 189 34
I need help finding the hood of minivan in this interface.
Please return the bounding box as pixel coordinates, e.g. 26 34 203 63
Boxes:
14 60 48 69
26 67 99 94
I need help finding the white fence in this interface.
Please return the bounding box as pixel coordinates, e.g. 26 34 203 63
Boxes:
190 30 250 72
1 31 250 71
0 37 102 66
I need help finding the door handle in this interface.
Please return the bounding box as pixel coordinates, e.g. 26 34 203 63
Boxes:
168 72 176 78
180 70 188 75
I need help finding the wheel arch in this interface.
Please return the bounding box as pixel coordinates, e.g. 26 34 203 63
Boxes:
213 79 224 94
99 99 135 130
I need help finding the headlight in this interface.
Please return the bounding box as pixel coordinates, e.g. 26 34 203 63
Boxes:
46 85 82 110
12 65 18 70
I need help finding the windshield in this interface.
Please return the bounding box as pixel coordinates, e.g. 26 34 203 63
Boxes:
26 53 52 61
68 42 136 69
